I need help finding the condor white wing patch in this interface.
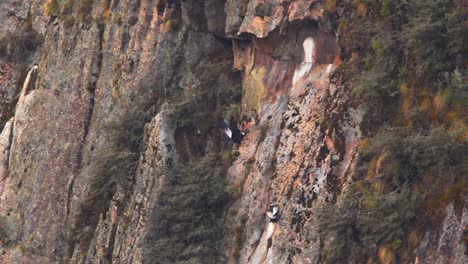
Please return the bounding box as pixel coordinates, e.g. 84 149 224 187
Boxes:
272 207 278 215
223 128 232 138
266 211 275 219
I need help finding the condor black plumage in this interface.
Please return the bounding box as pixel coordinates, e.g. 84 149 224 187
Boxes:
220 119 244 144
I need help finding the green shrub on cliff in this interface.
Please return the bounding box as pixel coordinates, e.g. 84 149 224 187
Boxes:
402 0 461 78
142 51 237 263
318 185 418 263
223 103 240 123
170 55 241 132
319 118 466 263
71 100 152 250
144 156 230 263
322 0 467 262
348 0 464 113
361 127 465 180
82 105 149 211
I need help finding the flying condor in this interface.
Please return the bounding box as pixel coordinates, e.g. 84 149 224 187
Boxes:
220 119 245 144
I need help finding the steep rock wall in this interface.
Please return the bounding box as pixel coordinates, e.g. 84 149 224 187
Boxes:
0 0 466 264
221 3 362 263
0 0 233 262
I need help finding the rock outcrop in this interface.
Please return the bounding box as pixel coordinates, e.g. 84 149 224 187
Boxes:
0 0 465 264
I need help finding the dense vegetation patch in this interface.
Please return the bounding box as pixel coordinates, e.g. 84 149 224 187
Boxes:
70 100 152 254
319 0 467 262
168 54 242 133
319 127 465 263
142 48 241 263
144 156 230 263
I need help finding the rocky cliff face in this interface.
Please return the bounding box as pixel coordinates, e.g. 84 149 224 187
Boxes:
0 0 466 264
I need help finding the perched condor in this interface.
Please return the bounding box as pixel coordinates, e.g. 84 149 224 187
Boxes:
266 203 280 222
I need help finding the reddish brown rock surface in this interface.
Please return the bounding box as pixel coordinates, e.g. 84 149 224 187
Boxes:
0 1 465 264
221 24 362 263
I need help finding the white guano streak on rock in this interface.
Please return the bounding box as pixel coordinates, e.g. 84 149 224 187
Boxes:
14 65 37 123
248 222 276 264
326 63 333 75
8 66 38 168
292 37 314 85
5 65 39 180
17 66 37 105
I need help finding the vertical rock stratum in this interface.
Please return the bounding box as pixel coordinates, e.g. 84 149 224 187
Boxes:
0 0 466 264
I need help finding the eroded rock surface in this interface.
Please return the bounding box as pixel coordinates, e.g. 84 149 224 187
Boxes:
0 1 465 264
414 203 468 264
221 23 363 263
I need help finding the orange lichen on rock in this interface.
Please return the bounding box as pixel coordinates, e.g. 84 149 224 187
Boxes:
101 1 111 21
237 1 285 38
288 0 323 22
241 66 267 113
378 245 396 264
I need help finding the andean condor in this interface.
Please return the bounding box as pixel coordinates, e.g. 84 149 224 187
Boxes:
266 203 280 222
220 119 245 144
